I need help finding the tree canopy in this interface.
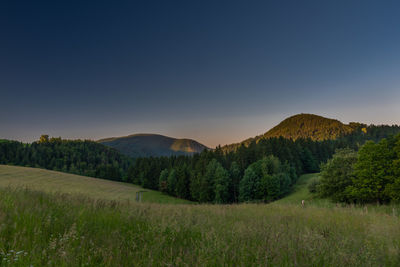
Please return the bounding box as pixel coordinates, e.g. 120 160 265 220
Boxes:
317 134 400 203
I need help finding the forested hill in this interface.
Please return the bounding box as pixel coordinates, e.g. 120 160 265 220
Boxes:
223 113 400 152
263 114 354 140
98 134 209 158
0 136 133 181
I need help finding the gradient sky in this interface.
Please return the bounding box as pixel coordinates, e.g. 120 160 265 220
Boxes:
1 0 400 148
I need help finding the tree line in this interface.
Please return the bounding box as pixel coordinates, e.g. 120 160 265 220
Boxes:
127 137 345 203
128 125 400 204
1 124 399 204
316 134 400 203
0 135 132 181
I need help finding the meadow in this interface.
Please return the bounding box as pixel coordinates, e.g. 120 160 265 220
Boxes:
0 165 190 204
0 166 400 266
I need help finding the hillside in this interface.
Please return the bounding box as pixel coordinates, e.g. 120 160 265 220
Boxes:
223 113 361 151
1 173 399 266
98 133 209 158
263 113 355 141
0 165 190 204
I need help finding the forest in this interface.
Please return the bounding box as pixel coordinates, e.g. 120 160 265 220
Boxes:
0 135 132 181
1 124 400 204
128 124 400 203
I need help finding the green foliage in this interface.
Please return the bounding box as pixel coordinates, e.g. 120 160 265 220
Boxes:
349 139 396 203
264 113 355 141
301 148 319 173
175 164 190 199
239 156 296 202
199 159 219 202
308 179 320 193
318 148 358 202
167 169 177 196
318 135 400 203
38 134 49 143
239 167 258 202
130 136 329 203
214 165 231 203
0 137 132 182
3 114 400 205
159 169 169 193
223 114 400 152
229 162 241 202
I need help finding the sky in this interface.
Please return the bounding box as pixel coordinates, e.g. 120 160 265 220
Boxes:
1 0 400 148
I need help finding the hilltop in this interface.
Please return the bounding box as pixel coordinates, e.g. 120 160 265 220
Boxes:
262 113 355 141
98 133 209 158
223 113 361 151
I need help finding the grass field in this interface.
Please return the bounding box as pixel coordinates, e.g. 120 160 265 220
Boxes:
0 165 190 204
1 166 400 266
276 173 320 204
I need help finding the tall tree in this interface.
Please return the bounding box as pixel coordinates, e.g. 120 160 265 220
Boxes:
239 167 258 202
350 139 395 203
214 165 231 203
318 148 358 202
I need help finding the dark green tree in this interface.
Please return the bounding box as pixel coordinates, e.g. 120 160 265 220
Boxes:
159 169 169 193
214 165 231 203
318 148 357 202
167 169 177 196
349 139 395 203
239 166 258 202
229 162 241 202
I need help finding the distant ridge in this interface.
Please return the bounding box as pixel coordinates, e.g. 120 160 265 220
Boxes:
98 133 208 158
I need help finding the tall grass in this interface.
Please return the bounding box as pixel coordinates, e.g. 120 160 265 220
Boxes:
1 187 399 266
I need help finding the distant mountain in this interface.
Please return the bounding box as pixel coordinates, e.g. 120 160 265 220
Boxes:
223 113 360 151
98 134 209 158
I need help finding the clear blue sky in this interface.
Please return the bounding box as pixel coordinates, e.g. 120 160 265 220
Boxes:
1 0 400 147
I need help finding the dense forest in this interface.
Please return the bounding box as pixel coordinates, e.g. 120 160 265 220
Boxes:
263 113 355 141
223 114 400 152
129 124 400 203
316 134 400 203
128 137 329 203
1 122 400 204
0 135 132 181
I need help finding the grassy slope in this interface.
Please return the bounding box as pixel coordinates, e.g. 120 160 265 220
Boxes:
1 187 400 266
1 168 400 265
276 173 325 204
0 165 190 204
277 173 400 213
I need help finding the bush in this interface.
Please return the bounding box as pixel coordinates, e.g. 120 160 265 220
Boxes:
308 179 320 194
